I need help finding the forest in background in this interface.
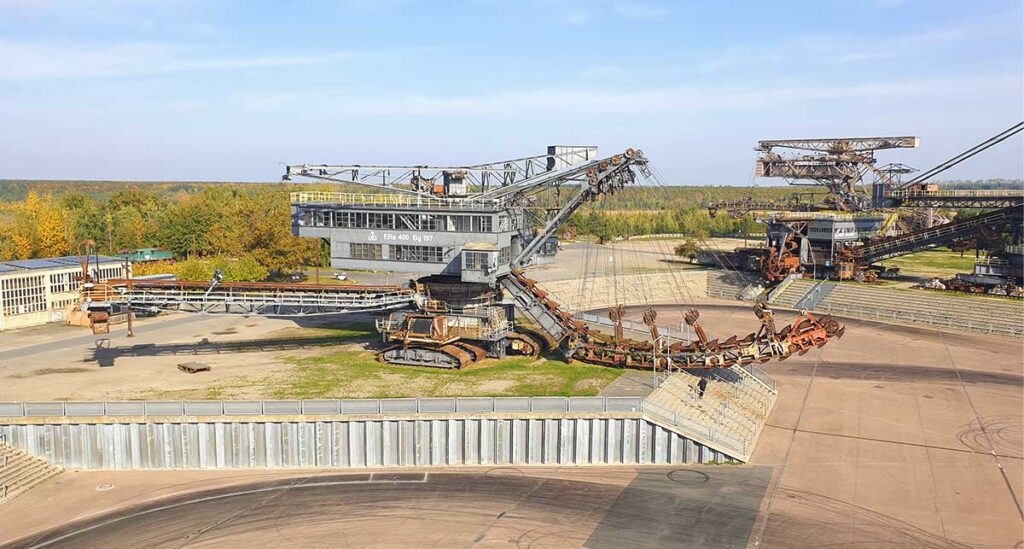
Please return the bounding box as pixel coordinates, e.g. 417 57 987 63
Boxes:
0 179 1019 267
0 186 321 269
0 178 1018 203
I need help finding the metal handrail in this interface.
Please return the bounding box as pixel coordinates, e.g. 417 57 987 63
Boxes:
640 400 747 455
0 397 646 418
290 191 504 210
885 189 1024 198
766 274 800 303
812 301 1023 337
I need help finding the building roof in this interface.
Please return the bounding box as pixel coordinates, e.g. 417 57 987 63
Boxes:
462 242 499 251
0 255 122 274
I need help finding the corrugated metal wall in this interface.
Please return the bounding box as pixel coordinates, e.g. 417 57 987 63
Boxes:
1 417 731 470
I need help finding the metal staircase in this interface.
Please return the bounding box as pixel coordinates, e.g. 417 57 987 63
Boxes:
858 205 1020 264
793 278 836 310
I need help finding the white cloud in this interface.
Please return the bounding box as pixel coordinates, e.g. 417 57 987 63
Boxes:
688 14 1013 76
0 41 352 80
232 75 1021 119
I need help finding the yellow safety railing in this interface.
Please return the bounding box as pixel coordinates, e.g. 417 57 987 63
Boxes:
767 211 890 221
885 189 1024 198
290 191 500 209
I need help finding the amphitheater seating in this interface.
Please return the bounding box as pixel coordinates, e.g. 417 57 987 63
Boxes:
770 279 815 309
644 367 777 457
0 442 61 505
706 271 761 300
539 272 707 312
770 279 1023 337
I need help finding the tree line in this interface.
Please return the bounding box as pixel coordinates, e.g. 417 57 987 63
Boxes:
0 183 773 265
0 187 320 274
566 208 761 241
2 178 1017 272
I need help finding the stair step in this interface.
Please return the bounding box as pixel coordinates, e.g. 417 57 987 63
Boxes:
1 461 50 487
2 469 60 503
0 457 45 481
0 443 62 506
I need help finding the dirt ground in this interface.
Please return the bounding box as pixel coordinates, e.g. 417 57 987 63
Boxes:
0 313 336 400
0 312 624 400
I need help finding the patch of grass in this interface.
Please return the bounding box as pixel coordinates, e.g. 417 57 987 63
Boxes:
879 247 978 277
264 352 625 400
205 385 228 400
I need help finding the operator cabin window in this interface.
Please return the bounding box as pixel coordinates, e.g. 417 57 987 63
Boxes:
418 215 439 231
368 213 396 229
336 211 357 228
393 245 444 263
350 243 383 260
341 212 368 228
464 251 493 271
452 215 471 232
472 216 492 232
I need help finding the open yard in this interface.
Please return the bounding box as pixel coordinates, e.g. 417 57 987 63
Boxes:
201 325 625 400
879 246 981 278
0 318 625 401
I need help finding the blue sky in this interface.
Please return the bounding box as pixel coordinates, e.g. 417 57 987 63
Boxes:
0 0 1021 184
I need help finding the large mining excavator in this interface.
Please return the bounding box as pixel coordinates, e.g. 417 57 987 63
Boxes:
707 124 1024 283
284 146 845 369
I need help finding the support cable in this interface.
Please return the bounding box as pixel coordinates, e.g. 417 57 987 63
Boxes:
901 121 1024 188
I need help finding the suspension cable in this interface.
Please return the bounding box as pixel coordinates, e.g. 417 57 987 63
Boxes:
901 121 1024 188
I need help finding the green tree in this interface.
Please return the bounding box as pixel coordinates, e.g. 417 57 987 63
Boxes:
674 239 700 260
156 195 218 257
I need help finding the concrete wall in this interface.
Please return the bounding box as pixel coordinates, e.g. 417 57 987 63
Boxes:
0 415 733 470
538 271 708 312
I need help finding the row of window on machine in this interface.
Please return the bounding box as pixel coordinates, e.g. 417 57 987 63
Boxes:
348 244 515 269
303 211 504 233
349 244 446 263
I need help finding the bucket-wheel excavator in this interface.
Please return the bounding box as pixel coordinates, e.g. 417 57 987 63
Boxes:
83 146 844 370
285 146 845 370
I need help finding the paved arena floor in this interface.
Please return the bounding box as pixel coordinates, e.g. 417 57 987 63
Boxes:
2 467 770 548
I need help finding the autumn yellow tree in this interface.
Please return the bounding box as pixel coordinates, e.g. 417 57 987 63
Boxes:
8 191 43 259
36 205 71 257
10 230 33 260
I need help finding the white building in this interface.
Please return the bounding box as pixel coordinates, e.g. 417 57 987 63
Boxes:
0 256 128 331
